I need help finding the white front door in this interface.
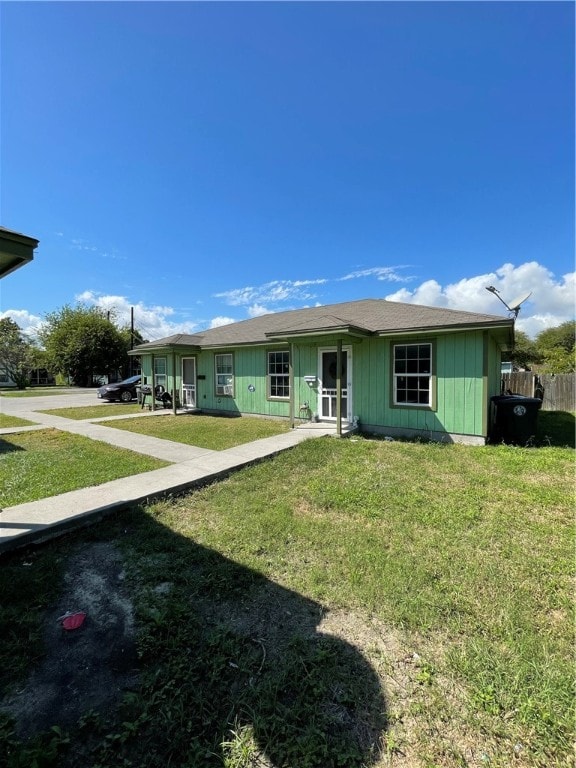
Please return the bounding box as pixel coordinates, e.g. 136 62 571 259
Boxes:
319 348 352 421
181 357 197 409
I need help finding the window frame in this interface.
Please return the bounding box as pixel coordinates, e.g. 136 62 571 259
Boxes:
391 341 436 409
267 349 290 400
153 356 167 391
215 353 234 397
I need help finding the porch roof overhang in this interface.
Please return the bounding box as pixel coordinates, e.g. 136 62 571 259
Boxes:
129 333 203 355
265 328 369 343
265 314 371 343
128 344 202 356
0 228 39 279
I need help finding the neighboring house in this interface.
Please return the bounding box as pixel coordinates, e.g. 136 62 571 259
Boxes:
0 227 40 388
0 367 55 388
0 227 39 279
130 298 514 445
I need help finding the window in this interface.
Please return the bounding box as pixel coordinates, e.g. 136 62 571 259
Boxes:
154 357 167 390
268 351 290 399
215 353 234 396
393 343 432 406
0 367 9 383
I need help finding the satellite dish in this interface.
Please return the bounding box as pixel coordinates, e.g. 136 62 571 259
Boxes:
507 291 532 312
484 287 532 318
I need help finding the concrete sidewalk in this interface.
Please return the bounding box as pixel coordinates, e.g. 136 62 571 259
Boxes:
0 393 340 554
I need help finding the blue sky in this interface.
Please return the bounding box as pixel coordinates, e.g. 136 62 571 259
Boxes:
1 1 574 340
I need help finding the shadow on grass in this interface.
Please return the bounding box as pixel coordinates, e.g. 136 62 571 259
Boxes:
0 439 26 455
536 410 575 448
0 507 387 768
362 410 575 449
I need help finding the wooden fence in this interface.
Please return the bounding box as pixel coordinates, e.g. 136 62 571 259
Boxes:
501 372 576 412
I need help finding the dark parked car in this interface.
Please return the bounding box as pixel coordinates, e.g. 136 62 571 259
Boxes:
97 375 141 403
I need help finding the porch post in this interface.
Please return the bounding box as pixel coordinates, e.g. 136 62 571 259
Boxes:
336 339 342 436
151 354 156 411
289 342 295 429
172 350 177 415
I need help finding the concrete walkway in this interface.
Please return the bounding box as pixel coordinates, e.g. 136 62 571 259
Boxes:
0 391 341 554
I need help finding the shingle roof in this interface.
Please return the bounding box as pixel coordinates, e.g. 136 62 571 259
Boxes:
133 299 513 353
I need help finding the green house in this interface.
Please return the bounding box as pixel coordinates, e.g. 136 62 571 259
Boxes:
130 298 514 445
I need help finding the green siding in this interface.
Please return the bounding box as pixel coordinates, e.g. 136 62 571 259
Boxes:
353 331 488 438
138 327 500 439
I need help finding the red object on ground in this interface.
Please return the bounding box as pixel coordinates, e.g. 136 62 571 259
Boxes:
62 612 87 631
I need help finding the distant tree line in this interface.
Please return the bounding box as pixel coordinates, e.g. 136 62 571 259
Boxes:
511 321 575 374
0 304 147 389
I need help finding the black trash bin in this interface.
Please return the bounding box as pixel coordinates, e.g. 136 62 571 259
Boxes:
491 394 542 444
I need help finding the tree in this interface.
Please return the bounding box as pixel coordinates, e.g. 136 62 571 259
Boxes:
511 329 541 370
0 317 40 389
535 320 576 373
38 305 128 387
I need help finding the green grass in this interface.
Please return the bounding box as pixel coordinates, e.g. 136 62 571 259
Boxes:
537 410 575 447
40 403 142 419
94 412 291 450
0 429 168 506
0 431 573 767
0 414 37 428
36 407 291 449
0 387 80 398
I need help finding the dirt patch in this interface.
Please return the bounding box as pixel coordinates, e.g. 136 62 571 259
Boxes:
1 542 138 738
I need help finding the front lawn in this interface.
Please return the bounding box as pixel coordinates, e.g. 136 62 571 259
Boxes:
0 429 168 507
36 407 291 450
0 436 573 767
94 413 291 450
0 414 36 429
40 403 142 420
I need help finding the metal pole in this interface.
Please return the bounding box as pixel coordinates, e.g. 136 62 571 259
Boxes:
289 343 295 428
336 340 342 436
130 306 134 376
172 350 177 415
151 354 156 411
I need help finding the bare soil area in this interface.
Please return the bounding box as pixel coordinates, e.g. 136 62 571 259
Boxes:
2 543 138 738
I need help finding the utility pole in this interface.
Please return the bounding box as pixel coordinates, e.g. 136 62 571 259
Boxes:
130 306 134 376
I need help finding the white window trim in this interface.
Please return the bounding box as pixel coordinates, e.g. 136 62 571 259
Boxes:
154 356 167 390
215 353 234 397
393 343 433 407
267 350 290 400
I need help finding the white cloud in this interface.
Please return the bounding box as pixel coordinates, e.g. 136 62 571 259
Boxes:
70 239 98 252
248 303 272 318
75 291 198 340
0 309 44 340
215 268 413 311
6 262 571 351
339 266 414 283
385 262 575 338
214 279 324 307
210 316 236 328
386 279 446 307
292 279 329 287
